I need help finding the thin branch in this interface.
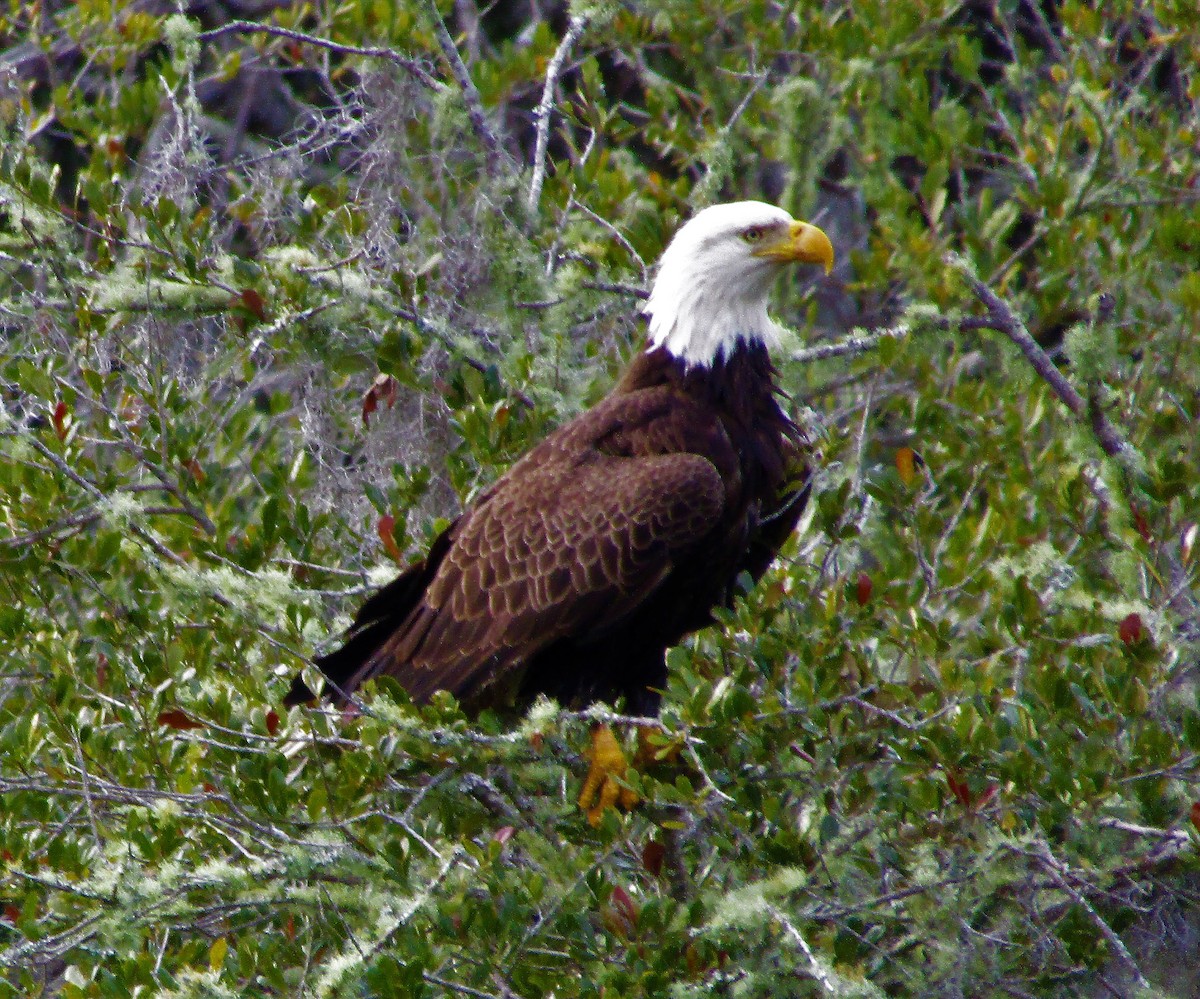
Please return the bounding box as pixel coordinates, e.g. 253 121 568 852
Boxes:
580 280 648 300
767 905 837 994
1032 843 1151 991
572 202 648 283
791 326 907 365
423 1 507 174
367 847 463 959
0 510 101 547
196 20 445 93
23 434 192 572
459 773 521 823
71 731 106 851
528 13 589 210
946 253 1131 461
423 973 502 999
1096 816 1191 846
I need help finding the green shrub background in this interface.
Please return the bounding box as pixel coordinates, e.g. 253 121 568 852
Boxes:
1 1 1198 995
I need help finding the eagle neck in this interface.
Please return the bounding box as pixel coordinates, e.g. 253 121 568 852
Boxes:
622 341 796 443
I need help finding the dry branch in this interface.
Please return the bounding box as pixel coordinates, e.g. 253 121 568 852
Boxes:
528 14 590 210
947 253 1132 461
423 1 508 175
197 20 445 93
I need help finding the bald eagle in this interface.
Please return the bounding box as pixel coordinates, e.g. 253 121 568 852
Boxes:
285 201 833 719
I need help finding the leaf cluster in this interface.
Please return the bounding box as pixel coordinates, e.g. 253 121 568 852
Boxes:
1 1 1198 996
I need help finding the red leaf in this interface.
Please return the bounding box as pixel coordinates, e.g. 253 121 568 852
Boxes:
202 782 218 793
265 710 280 736
183 457 205 483
1118 612 1144 645
1130 503 1151 542
2 904 19 923
238 288 268 321
51 401 69 440
975 783 999 810
284 913 296 941
492 825 516 845
378 514 401 561
788 742 816 765
604 885 639 937
157 709 204 730
362 373 399 427
855 572 873 606
1191 802 1200 834
946 772 972 808
642 840 665 876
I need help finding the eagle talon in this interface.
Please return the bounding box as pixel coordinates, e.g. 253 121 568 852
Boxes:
579 725 639 826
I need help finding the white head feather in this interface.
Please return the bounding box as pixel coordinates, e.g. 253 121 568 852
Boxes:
642 201 833 368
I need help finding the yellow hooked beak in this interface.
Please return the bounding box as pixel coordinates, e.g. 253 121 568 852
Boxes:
752 220 835 274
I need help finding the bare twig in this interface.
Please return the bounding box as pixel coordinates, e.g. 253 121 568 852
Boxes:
792 326 907 365
946 253 1131 461
367 847 463 959
71 732 106 851
1095 816 1190 847
952 262 1200 638
573 201 648 282
528 13 590 210
0 510 102 547
423 1 507 174
767 905 837 994
460 773 521 823
196 20 445 93
24 434 192 572
580 280 648 300
1031 843 1151 991
423 973 503 999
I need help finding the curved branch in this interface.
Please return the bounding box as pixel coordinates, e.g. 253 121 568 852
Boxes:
946 253 1131 461
423 1 508 175
528 13 590 210
197 20 445 94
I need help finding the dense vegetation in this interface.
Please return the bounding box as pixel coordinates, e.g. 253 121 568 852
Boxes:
1 1 1198 995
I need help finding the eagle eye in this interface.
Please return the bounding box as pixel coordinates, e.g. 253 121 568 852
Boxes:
741 225 767 243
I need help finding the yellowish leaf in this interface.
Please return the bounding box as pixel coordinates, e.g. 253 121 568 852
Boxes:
209 936 228 971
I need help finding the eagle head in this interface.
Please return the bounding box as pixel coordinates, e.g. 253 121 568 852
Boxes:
642 201 834 368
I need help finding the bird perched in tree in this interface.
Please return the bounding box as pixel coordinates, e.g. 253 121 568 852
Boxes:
286 201 833 819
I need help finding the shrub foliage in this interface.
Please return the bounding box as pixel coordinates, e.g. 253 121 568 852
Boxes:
1 1 1198 995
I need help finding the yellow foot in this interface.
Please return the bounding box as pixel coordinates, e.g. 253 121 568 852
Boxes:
578 725 639 826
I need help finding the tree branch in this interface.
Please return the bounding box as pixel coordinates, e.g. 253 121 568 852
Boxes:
423 1 507 175
946 253 1132 461
528 13 589 210
1032 843 1151 992
196 20 445 94
791 327 907 365
767 905 838 995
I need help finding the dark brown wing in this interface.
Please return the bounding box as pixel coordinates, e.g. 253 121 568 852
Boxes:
304 386 733 708
362 450 723 705
282 526 455 706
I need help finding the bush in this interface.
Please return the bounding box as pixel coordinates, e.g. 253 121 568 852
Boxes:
1 1 1197 995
